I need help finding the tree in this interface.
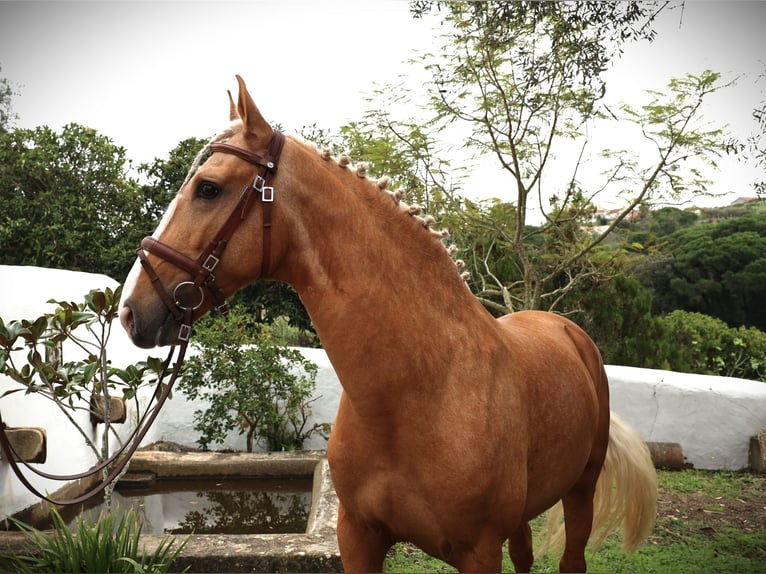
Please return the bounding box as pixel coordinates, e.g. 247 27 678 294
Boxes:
337 113 459 214
0 65 17 133
178 308 329 452
726 65 766 199
137 136 208 225
623 206 700 250
574 274 668 368
0 124 145 279
647 214 766 331
378 2 731 314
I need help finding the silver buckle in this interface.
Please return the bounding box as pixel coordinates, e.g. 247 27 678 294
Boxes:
178 324 192 342
253 175 275 202
253 175 266 192
202 254 220 272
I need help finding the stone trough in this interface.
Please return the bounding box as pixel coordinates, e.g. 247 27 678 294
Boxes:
0 451 341 573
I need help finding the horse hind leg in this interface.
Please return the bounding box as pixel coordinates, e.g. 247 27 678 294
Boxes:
507 522 534 573
558 484 597 573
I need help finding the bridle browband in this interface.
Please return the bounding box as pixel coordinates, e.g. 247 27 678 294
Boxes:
138 130 285 342
0 131 285 506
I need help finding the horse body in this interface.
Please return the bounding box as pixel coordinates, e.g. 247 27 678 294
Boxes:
325 308 609 571
119 76 656 572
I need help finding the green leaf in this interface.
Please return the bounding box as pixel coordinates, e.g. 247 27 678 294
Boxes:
87 289 107 314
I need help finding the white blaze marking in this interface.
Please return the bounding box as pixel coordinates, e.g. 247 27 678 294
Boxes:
119 196 179 306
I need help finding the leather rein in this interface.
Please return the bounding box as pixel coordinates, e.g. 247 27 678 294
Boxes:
0 131 285 505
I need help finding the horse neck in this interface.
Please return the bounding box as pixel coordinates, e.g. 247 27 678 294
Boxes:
274 143 492 406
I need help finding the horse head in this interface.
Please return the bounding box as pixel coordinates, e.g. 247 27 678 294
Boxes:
120 76 287 347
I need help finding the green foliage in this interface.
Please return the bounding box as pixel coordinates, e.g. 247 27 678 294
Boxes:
623 206 700 249
178 308 329 452
575 275 669 368
338 116 458 214
0 507 188 573
229 282 317 343
617 70 728 200
657 310 766 382
647 214 766 331
0 124 148 280
137 136 207 225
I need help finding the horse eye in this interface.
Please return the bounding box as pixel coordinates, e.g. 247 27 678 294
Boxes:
196 181 221 200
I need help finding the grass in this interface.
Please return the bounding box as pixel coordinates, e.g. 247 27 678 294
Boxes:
384 469 766 573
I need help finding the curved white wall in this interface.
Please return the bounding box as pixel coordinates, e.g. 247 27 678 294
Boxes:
607 365 766 470
2 266 765 518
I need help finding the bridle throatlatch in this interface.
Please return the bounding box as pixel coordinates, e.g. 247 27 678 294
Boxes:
138 130 285 342
0 131 285 506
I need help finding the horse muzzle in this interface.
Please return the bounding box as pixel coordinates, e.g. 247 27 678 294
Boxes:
119 297 183 348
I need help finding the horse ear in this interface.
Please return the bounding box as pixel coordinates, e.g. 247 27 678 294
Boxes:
227 90 237 122
234 75 272 139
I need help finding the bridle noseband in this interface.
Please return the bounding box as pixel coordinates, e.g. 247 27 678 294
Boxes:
138 130 285 342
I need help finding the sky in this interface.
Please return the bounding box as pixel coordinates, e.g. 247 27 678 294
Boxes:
1 1 765 217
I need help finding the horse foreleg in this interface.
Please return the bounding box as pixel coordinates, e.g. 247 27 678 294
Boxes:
558 486 596 573
507 522 534 573
336 502 392 573
452 530 503 573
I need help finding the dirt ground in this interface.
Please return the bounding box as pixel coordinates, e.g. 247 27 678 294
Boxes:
655 474 766 539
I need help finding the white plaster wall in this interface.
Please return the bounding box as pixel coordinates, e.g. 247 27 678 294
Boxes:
2 266 766 518
606 365 766 470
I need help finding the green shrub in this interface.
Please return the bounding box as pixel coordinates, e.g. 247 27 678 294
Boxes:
179 308 330 452
659 310 766 381
0 507 188 573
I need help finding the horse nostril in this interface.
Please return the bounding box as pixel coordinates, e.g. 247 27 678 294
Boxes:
119 305 135 335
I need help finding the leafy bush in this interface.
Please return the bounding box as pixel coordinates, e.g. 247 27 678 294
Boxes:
658 310 766 382
178 308 330 452
0 507 188 573
576 274 670 368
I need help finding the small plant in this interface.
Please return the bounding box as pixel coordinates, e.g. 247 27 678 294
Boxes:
0 506 189 573
178 308 330 452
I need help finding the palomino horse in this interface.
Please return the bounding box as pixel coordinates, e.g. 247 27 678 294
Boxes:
120 76 657 573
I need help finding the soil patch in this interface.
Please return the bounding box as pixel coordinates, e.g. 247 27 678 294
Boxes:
655 474 766 541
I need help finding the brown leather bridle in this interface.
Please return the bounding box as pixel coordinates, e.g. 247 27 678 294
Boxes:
0 131 285 505
137 130 285 343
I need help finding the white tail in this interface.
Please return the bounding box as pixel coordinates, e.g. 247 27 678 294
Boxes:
537 413 658 556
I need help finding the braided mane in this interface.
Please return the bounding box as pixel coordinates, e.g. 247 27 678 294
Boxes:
315 144 470 283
